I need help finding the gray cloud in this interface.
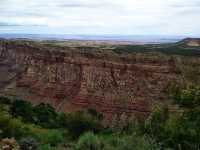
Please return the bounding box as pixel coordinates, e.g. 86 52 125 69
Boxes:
0 22 46 27
0 0 199 36
0 22 18 27
57 1 119 9
169 0 200 8
58 3 102 8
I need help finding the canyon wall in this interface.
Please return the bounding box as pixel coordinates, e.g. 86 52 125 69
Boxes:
0 40 178 118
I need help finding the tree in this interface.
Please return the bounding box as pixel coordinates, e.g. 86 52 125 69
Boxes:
64 111 103 139
11 100 34 122
33 103 57 128
145 105 169 140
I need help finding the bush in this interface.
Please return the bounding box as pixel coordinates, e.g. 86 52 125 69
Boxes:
0 96 12 105
75 132 105 150
108 113 145 135
0 111 28 139
0 108 64 146
38 144 56 150
75 132 161 150
64 111 103 139
103 134 161 150
163 113 200 150
11 100 34 122
36 130 64 146
10 100 59 129
145 105 169 140
33 103 58 128
19 137 39 150
144 103 200 149
57 113 68 128
87 108 103 121
170 85 200 108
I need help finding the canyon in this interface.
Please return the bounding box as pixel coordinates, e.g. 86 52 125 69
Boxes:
0 39 179 118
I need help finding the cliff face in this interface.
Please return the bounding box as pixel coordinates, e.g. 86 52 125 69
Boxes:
0 40 177 118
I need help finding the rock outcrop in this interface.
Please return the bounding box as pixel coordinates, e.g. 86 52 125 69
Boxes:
0 39 178 118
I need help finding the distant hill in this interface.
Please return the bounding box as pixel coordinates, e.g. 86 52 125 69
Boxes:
0 34 183 44
178 38 200 47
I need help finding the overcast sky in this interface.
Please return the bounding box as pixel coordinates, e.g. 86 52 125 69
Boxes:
0 0 200 36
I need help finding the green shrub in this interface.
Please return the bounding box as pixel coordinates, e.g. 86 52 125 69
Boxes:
36 130 64 146
0 96 12 105
19 137 39 150
57 113 68 128
144 103 200 149
170 85 200 108
145 105 169 140
64 111 103 139
0 108 64 146
11 100 34 122
38 144 56 150
0 111 28 139
75 132 105 150
87 108 103 121
10 100 59 129
75 132 161 150
108 113 145 135
103 134 161 150
33 103 58 128
163 113 200 150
